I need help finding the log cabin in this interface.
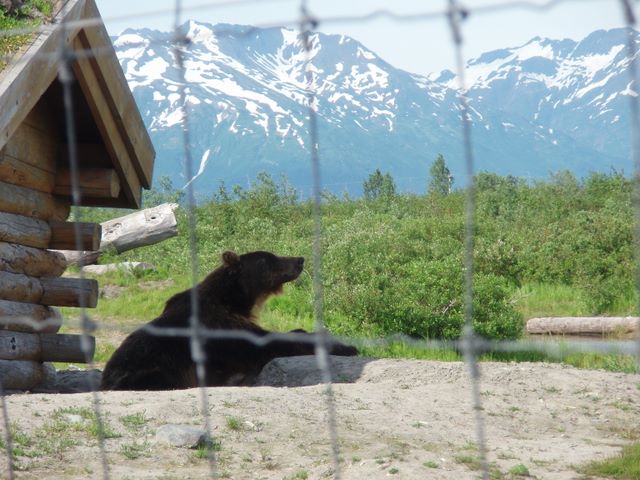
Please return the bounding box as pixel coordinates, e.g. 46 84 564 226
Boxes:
0 0 155 390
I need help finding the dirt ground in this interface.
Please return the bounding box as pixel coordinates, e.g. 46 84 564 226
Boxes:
1 357 639 479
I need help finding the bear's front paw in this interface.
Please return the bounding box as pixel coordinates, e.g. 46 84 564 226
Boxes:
329 342 358 356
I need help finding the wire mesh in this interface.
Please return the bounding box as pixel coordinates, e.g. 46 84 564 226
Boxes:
0 0 638 478
170 0 219 476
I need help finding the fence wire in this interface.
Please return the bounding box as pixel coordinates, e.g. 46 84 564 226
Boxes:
170 0 220 477
446 1 490 478
54 16 111 480
0 0 639 479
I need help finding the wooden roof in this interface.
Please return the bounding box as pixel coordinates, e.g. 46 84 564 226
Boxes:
0 0 155 208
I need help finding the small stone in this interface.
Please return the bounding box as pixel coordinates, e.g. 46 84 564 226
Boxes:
155 424 211 448
62 414 85 424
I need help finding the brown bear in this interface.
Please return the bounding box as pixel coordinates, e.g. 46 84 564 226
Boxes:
100 250 358 390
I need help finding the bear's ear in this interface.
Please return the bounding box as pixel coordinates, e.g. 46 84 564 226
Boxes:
222 251 240 269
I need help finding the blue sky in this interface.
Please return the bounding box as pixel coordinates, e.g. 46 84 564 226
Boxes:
95 0 632 75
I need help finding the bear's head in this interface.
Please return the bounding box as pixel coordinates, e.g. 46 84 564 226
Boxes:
220 250 304 306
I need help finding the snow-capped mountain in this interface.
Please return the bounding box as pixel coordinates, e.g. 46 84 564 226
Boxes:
113 22 639 196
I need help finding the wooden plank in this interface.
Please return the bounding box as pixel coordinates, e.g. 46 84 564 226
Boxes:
0 300 62 333
0 212 51 249
49 220 102 251
0 331 95 363
54 167 121 198
0 150 56 193
82 0 155 188
1 106 59 174
0 180 70 221
0 271 98 308
0 242 67 277
0 359 56 390
0 0 86 152
40 277 98 308
71 32 142 208
526 317 640 336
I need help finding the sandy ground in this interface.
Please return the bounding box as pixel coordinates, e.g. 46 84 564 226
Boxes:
1 357 639 479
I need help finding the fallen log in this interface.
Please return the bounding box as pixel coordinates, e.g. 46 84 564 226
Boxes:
59 202 179 265
0 331 95 363
0 359 56 390
81 261 155 275
526 317 640 336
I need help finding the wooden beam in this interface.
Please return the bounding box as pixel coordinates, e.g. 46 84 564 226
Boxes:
81 0 155 188
57 202 179 265
41 277 98 308
54 167 121 198
0 359 56 390
0 150 56 193
0 0 86 153
101 202 178 253
0 180 70 221
1 103 59 175
49 220 102 251
0 213 99 251
0 331 95 363
71 31 142 208
0 242 67 277
0 271 98 308
0 212 51 249
0 300 61 333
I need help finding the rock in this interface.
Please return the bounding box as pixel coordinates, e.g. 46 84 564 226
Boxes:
155 424 211 448
82 262 156 275
35 368 102 393
254 355 368 387
61 413 85 424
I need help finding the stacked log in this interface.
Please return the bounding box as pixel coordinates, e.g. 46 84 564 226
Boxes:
0 142 102 388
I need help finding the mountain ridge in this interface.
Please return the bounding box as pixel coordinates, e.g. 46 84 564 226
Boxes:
112 23 639 196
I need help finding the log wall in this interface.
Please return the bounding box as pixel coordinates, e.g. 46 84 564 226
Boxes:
0 102 100 389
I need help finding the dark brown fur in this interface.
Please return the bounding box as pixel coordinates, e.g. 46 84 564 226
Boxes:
100 251 357 390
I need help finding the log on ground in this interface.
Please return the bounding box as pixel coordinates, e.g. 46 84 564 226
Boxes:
0 331 95 363
0 359 56 390
526 317 640 336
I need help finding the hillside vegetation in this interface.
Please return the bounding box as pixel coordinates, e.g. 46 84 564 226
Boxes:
75 170 637 347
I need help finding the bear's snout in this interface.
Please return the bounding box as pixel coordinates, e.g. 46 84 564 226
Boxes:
280 256 304 282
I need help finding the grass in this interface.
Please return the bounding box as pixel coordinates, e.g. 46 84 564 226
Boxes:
120 412 149 431
59 272 638 373
514 282 637 318
580 443 640 479
225 416 243 431
0 1 55 70
120 440 150 460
